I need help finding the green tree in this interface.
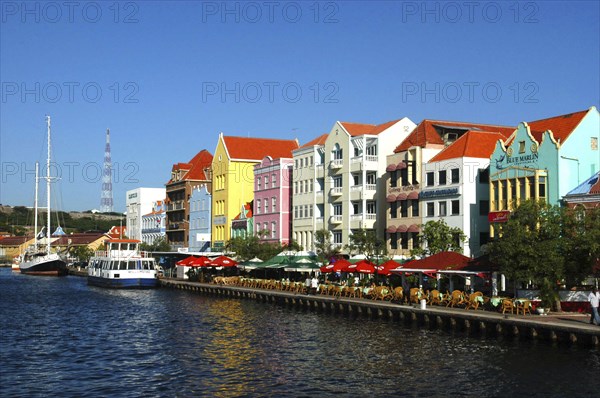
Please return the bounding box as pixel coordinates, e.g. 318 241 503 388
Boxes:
486 200 566 310
140 236 172 252
561 206 600 284
314 229 341 265
345 229 386 263
70 246 94 263
410 219 466 257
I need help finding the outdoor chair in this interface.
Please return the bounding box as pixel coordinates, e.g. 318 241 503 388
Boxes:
447 290 466 307
392 287 404 302
409 288 422 304
501 298 515 314
465 292 484 310
516 299 532 315
429 289 442 305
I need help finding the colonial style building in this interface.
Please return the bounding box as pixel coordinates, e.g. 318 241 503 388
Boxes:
294 118 416 253
253 156 294 245
489 107 600 236
211 134 298 249
231 201 253 239
563 172 600 209
188 185 212 252
165 150 213 250
291 134 328 251
141 200 166 245
126 187 166 242
386 119 514 256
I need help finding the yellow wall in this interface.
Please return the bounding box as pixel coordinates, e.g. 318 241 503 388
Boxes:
211 137 258 247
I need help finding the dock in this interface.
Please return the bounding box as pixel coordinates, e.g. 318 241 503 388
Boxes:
160 278 600 348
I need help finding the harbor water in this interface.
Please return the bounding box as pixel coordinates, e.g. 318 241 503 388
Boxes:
1 268 599 397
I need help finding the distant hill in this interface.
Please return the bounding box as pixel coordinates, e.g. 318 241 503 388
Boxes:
0 205 124 235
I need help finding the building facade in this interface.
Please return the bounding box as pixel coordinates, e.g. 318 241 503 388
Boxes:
165 150 213 250
563 172 600 209
386 120 514 256
489 107 600 235
188 185 212 252
253 156 294 245
231 202 253 239
141 200 166 245
126 187 166 242
211 133 298 249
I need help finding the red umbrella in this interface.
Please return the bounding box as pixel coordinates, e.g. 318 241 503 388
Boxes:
189 256 212 267
320 263 335 273
377 259 402 276
210 255 238 267
176 256 196 266
332 259 352 272
355 259 376 274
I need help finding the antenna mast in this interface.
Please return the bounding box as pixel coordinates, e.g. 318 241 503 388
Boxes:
100 128 114 212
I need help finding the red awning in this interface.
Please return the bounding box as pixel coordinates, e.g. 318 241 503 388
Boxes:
397 162 407 169
397 225 408 233
396 193 407 201
407 224 420 233
386 164 397 172
386 226 398 233
407 191 419 200
386 194 397 203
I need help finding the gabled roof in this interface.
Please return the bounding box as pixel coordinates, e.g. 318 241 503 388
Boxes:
340 119 401 137
506 109 589 146
107 226 127 239
297 133 328 149
0 236 33 246
233 202 253 220
167 149 213 184
222 136 299 161
394 120 514 153
52 233 108 246
429 131 506 162
565 172 600 196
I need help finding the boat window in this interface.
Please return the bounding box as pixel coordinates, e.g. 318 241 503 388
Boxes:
142 260 151 270
112 261 118 270
128 261 136 270
129 243 136 251
119 261 126 270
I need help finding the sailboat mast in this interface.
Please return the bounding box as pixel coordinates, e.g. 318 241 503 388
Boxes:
34 162 39 245
46 116 51 255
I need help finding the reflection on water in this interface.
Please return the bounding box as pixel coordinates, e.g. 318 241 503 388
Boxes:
1 268 599 397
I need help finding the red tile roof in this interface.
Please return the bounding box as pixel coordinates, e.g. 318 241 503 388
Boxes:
233 202 253 220
394 120 514 153
298 133 328 149
507 109 589 146
167 149 213 184
107 226 127 239
223 136 299 161
0 236 32 246
429 131 506 162
53 233 107 246
340 119 402 137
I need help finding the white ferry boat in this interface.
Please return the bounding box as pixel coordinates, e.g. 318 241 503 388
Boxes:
87 239 159 288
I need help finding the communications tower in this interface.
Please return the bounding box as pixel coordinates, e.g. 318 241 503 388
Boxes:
100 128 114 213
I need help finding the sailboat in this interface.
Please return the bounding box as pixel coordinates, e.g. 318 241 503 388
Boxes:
19 116 67 276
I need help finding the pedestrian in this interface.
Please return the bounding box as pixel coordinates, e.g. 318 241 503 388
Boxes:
588 288 600 325
402 278 410 304
311 275 319 295
305 274 311 294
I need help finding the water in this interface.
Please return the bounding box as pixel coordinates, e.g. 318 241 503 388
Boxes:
1 267 599 397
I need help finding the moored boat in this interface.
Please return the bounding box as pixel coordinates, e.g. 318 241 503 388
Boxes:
87 239 159 288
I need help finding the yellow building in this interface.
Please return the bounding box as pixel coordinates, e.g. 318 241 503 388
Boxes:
211 133 298 248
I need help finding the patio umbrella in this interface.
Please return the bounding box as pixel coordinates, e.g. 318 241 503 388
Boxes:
210 255 238 267
332 259 352 273
377 259 402 276
176 256 196 266
354 259 376 274
319 263 335 273
189 256 212 267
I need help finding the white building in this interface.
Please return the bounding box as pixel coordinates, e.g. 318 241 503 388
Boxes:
126 188 166 241
292 118 416 252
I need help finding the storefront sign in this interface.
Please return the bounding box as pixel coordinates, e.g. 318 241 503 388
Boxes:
488 210 510 223
419 187 459 199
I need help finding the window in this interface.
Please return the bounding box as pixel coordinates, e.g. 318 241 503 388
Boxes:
272 173 277 186
538 176 546 199
451 168 459 184
400 167 408 186
366 145 377 156
426 202 435 217
390 170 397 188
438 170 447 186
257 178 261 191
400 201 408 217
439 201 447 216
309 206 313 217
333 204 342 216
479 200 489 215
451 200 460 215
333 176 342 188
264 199 269 213
354 147 360 157
263 222 268 233
353 202 360 215
390 233 398 250
412 200 419 217
353 174 360 186
366 201 376 214
401 233 409 249
366 173 376 185
519 141 526 154
310 180 313 192
272 197 276 212
295 159 298 169
299 206 303 218
479 168 489 184
256 200 261 214
591 137 598 150
264 176 269 189
390 201 397 218
479 232 489 247
294 206 298 218
333 232 342 244
271 222 276 238
333 145 343 160
426 172 434 186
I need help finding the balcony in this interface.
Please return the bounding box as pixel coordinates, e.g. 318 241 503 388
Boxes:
330 187 343 196
167 223 185 231
166 200 184 212
330 215 342 224
329 159 343 169
365 184 376 192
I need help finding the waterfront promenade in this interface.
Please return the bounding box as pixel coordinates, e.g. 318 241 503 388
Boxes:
159 277 600 348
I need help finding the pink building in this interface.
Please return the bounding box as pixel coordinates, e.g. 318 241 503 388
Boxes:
253 156 294 245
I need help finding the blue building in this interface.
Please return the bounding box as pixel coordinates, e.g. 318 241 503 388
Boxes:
188 185 212 252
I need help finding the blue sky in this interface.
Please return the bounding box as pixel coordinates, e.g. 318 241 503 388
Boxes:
1 1 599 212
